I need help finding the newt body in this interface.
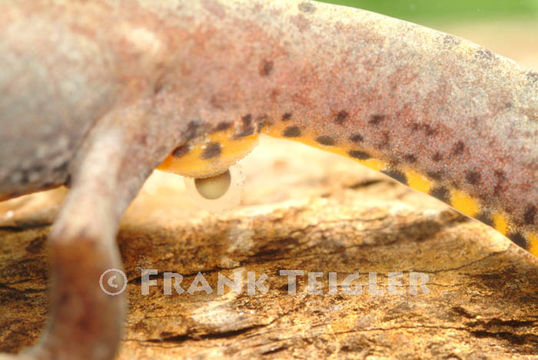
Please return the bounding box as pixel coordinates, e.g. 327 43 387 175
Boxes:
0 1 536 359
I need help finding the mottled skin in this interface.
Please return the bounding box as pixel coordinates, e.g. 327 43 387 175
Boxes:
0 0 536 359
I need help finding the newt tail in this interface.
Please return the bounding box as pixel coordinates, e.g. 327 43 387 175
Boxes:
156 0 538 256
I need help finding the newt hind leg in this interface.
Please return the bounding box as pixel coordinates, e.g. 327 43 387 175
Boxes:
0 100 192 360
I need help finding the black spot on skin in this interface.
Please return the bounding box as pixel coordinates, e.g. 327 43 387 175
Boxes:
494 170 506 178
430 186 450 202
450 141 465 157
427 171 444 180
298 2 316 13
493 170 507 196
465 170 481 185
282 112 292 121
256 114 270 133
508 232 527 249
476 49 495 61
235 127 255 138
403 154 417 163
153 78 166 95
283 126 301 137
19 171 29 185
411 122 437 136
369 114 385 125
432 152 443 162
53 161 69 173
30 165 44 173
242 114 252 127
234 114 255 138
184 121 200 141
137 133 148 146
348 150 371 160
210 94 224 109
152 84 164 96
523 205 536 225
215 122 232 131
505 102 513 109
350 134 363 143
335 110 349 125
443 34 460 46
201 142 221 159
382 169 408 185
376 131 390 149
476 212 493 226
528 72 538 83
259 59 274 77
316 136 336 146
173 145 190 158
423 125 437 136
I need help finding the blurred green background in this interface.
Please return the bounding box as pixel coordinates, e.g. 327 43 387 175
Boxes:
315 1 538 71
318 0 538 23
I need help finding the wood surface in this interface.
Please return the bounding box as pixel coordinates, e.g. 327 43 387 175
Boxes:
1 136 537 359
